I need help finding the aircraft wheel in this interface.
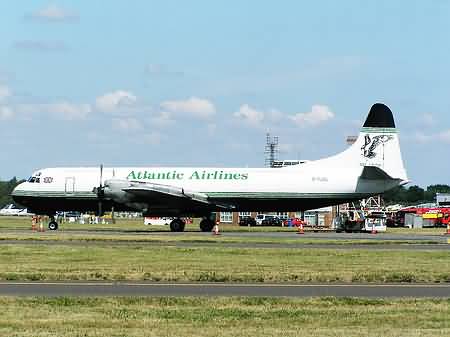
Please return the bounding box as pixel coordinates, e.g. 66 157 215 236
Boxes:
170 218 185 232
48 221 58 231
200 218 214 232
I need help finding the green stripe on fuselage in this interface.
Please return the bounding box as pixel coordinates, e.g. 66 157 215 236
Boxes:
11 190 96 199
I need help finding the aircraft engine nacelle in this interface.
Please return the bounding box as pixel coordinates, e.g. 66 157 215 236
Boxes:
103 179 148 211
103 179 131 203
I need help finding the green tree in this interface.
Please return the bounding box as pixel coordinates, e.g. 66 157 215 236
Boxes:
0 178 23 208
424 185 450 201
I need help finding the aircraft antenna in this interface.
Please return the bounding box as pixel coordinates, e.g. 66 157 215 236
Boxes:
265 133 279 167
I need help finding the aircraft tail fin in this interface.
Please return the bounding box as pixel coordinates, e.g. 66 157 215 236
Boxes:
339 103 408 184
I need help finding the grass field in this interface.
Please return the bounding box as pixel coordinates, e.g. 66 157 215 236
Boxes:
0 244 449 283
0 297 449 337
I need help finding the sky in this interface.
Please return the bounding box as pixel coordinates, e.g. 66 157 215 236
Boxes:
0 0 449 187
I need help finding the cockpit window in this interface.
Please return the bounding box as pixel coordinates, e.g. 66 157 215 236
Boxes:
27 176 41 183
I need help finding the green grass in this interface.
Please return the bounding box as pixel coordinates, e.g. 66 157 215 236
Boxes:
0 297 448 337
0 244 448 283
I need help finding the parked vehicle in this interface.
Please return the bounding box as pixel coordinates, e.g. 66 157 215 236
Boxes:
255 214 268 225
239 216 256 226
144 217 172 225
284 217 305 227
335 211 387 233
261 215 282 226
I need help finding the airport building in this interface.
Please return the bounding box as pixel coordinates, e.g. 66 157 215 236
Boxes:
437 193 450 207
216 207 335 227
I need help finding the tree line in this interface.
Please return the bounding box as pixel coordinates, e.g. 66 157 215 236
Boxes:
0 178 24 208
0 178 449 208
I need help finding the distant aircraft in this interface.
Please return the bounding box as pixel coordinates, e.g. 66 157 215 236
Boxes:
0 203 30 216
12 103 408 232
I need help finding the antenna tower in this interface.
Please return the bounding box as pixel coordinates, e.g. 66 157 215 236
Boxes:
265 133 279 167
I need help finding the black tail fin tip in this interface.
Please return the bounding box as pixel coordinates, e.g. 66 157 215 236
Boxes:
363 103 395 128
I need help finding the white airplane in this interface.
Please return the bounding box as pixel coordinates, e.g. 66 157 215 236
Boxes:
12 103 408 231
0 203 29 216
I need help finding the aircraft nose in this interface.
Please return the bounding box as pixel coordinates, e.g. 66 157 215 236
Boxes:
11 182 29 207
11 182 26 196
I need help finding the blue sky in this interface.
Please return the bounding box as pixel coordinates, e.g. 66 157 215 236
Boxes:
0 1 449 187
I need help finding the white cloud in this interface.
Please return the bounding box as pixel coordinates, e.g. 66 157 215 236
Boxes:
233 104 265 126
0 106 14 120
412 132 432 143
160 97 216 119
46 102 91 120
15 102 91 120
112 118 141 132
412 129 450 144
0 85 11 102
95 90 137 112
150 111 174 127
29 5 79 22
289 105 334 127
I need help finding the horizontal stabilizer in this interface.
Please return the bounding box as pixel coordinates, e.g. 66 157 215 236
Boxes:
360 166 394 181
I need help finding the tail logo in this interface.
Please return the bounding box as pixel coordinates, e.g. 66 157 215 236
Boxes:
361 134 393 159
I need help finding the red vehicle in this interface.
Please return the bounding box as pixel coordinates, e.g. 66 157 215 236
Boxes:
397 207 450 227
284 218 305 227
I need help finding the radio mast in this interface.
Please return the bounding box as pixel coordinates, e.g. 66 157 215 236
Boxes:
265 133 279 167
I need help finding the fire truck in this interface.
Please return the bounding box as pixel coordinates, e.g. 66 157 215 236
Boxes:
397 207 450 227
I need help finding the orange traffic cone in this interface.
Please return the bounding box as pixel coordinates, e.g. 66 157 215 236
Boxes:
31 216 37 231
212 222 220 235
297 221 304 235
38 216 45 232
371 223 377 234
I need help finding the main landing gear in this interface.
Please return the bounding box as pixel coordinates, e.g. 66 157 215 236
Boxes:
48 215 59 231
170 218 185 232
199 213 216 232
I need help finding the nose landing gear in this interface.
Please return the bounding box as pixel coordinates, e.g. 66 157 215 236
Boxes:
48 215 59 231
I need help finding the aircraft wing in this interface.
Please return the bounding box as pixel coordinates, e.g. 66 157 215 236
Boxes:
109 180 235 210
124 181 210 204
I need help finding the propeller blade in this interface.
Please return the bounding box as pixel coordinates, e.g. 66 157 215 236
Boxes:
97 164 104 216
99 164 103 187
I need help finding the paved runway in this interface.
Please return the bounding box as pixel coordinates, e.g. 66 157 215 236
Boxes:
0 282 449 298
0 239 448 250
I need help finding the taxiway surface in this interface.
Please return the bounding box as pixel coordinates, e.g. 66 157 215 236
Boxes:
0 282 449 298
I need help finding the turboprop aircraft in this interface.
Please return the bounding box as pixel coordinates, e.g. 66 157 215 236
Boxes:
12 103 408 232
